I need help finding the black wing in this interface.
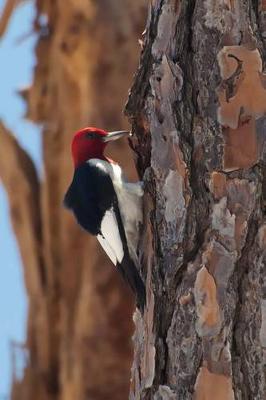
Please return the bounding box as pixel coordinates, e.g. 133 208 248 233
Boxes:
64 162 116 235
64 162 146 312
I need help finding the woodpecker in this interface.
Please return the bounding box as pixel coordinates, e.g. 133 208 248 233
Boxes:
64 127 146 312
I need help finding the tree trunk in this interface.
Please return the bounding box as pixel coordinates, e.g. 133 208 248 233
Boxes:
0 1 145 400
126 1 266 399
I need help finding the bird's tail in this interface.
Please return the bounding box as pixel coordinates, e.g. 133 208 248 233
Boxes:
118 256 146 314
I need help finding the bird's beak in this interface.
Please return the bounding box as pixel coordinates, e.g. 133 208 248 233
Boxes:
102 130 130 142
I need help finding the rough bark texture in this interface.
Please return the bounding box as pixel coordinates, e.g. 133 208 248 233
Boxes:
0 1 146 400
126 1 266 399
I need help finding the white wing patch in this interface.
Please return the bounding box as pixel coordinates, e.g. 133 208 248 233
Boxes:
97 234 117 265
97 209 124 265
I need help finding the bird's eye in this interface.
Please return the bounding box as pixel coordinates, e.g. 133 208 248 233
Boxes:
86 132 97 139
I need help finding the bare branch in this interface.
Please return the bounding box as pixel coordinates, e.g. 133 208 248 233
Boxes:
0 121 44 296
0 0 18 38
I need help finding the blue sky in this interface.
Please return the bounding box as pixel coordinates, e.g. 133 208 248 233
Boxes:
0 1 41 396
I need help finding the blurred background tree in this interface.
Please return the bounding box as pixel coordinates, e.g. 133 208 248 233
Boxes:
0 1 146 399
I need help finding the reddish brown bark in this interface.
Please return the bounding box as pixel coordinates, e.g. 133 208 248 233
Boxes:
126 1 266 399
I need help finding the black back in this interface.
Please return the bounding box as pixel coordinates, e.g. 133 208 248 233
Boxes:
64 161 146 312
64 162 116 235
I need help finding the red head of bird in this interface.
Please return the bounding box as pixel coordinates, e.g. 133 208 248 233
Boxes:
71 127 130 167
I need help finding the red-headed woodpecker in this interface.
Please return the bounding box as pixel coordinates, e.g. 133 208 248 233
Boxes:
64 127 146 312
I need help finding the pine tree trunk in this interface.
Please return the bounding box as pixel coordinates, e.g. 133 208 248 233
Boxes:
126 1 266 399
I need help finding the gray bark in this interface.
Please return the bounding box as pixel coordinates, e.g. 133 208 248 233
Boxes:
126 1 266 399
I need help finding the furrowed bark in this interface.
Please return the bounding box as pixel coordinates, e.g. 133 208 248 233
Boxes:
126 1 266 399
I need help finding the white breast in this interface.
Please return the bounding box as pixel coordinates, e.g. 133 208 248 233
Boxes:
88 159 143 261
